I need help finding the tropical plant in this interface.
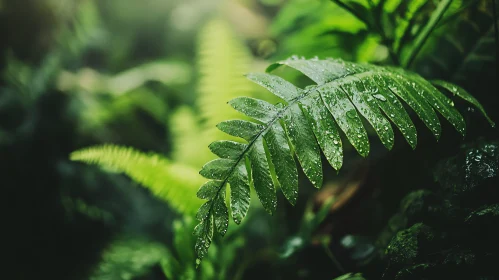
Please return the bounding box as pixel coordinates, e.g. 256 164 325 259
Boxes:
70 145 204 215
65 0 497 274
69 16 266 276
193 56 493 261
70 17 262 216
169 18 263 168
89 217 245 280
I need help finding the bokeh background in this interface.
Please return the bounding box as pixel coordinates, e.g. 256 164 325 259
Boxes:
2 0 498 279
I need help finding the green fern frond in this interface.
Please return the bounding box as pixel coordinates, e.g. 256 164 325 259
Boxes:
89 237 170 280
170 19 259 168
70 145 205 215
197 19 255 131
193 57 493 261
170 106 204 166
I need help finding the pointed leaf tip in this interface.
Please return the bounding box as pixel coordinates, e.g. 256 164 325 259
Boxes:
432 80 495 128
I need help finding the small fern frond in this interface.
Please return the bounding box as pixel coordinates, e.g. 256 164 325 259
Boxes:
193 57 493 261
70 145 205 215
169 106 204 166
170 19 259 168
197 19 255 131
89 237 170 280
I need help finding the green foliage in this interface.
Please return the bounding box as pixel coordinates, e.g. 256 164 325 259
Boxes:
270 0 382 62
194 56 492 261
280 197 336 259
68 15 263 220
432 80 495 126
412 0 498 81
197 19 255 130
272 0 488 68
333 273 366 280
401 0 453 67
89 217 245 280
378 141 499 278
61 196 115 224
58 60 191 94
70 145 205 215
89 237 169 280
170 18 263 168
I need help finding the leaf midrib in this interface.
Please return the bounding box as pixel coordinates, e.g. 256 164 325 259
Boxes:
203 68 380 220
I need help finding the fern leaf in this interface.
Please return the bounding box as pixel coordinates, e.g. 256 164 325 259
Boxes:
89 237 170 280
431 80 495 127
194 57 492 261
197 19 255 132
169 106 203 166
70 145 205 215
170 19 259 168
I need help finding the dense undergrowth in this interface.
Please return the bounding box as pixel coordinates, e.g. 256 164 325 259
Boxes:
2 0 498 279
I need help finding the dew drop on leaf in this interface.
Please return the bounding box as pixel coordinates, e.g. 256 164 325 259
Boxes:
373 94 387 102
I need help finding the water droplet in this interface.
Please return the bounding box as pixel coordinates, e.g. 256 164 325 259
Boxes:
373 94 387 102
333 140 339 145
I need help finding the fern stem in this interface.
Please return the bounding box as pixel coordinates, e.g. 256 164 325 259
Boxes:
404 0 453 68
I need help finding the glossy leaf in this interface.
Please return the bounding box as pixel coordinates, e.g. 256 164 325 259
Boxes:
245 72 301 101
228 162 251 224
319 83 370 157
213 189 229 236
229 97 278 123
432 80 495 127
301 94 343 170
341 76 394 150
194 214 214 261
370 74 417 148
193 57 492 262
263 123 299 205
208 140 246 159
284 103 323 188
197 180 221 200
249 137 277 214
199 158 235 180
216 120 262 142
